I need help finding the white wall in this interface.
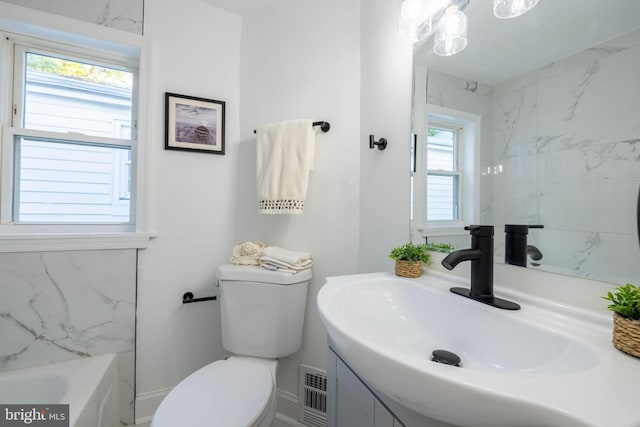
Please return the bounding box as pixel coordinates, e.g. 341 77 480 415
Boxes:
238 0 413 413
135 0 241 411
237 0 362 402
359 0 413 273
138 0 413 417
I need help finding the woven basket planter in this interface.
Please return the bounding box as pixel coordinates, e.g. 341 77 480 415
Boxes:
612 313 640 358
395 260 423 278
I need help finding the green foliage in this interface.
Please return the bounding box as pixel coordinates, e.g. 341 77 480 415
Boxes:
425 242 455 253
389 243 432 265
603 283 640 320
26 53 132 89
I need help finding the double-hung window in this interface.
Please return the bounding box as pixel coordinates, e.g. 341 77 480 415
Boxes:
426 123 461 222
1 30 141 235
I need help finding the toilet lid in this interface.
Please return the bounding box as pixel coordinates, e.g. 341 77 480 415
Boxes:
152 359 274 427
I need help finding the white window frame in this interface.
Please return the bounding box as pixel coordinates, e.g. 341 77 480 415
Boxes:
413 104 480 238
426 121 462 223
0 4 153 252
114 120 133 202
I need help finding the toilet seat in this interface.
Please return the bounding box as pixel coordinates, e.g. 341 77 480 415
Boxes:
151 358 276 427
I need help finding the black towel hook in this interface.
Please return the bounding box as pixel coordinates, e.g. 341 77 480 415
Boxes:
369 135 387 151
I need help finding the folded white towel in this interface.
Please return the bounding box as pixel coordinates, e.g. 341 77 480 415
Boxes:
256 119 316 214
260 259 310 274
259 246 313 273
260 262 297 273
260 256 312 271
229 241 265 265
262 246 312 266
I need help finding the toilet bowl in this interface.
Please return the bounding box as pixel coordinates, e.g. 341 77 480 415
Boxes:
151 357 277 427
151 264 311 427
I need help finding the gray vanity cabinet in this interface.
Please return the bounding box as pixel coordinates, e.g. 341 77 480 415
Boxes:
327 347 404 427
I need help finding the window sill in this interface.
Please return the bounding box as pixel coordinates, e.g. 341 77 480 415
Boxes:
417 225 470 238
0 231 157 253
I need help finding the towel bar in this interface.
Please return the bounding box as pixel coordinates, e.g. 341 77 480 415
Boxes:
253 121 330 134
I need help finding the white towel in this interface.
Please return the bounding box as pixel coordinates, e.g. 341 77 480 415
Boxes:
260 246 313 273
262 246 312 266
256 119 316 214
260 258 310 273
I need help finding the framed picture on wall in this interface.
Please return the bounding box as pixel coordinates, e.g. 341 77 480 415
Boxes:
165 92 225 154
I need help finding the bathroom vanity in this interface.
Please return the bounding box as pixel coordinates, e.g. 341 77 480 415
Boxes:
327 345 455 427
327 347 403 427
318 256 640 427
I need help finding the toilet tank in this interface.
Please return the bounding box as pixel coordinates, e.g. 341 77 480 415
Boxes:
216 264 311 359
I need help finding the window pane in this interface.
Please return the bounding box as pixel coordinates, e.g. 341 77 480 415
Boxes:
427 127 456 171
14 136 131 223
427 174 459 221
24 52 133 139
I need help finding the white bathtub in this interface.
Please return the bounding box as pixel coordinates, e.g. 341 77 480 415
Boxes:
0 354 118 427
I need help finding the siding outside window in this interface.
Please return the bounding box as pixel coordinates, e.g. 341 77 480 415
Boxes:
11 51 135 224
426 124 461 222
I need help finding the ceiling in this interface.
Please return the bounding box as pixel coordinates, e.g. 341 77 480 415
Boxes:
200 0 280 15
414 0 640 84
201 0 640 85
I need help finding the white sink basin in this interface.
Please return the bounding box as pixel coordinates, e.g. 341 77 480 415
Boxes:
318 271 640 427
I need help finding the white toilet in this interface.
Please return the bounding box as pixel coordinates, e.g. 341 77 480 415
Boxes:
151 264 311 427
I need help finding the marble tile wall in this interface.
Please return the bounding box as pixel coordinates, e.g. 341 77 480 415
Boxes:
0 249 136 425
492 30 640 282
2 0 144 35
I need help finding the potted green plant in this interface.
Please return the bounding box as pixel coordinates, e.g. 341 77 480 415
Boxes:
603 283 640 358
389 243 432 278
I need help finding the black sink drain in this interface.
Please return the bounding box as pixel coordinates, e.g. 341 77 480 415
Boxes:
432 349 461 367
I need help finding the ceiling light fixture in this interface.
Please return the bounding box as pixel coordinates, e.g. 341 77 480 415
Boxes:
400 0 444 43
493 0 540 19
400 0 429 43
401 0 541 56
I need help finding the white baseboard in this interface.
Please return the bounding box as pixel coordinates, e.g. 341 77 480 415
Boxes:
135 387 172 426
274 412 307 427
276 389 300 422
136 387 302 426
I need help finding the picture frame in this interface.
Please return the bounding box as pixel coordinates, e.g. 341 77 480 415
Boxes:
165 92 225 154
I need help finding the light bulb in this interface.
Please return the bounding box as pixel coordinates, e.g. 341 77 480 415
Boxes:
433 5 468 56
493 0 540 19
401 0 427 23
400 0 434 43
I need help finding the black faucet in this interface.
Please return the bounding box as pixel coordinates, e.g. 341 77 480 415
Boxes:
505 224 544 267
442 225 520 310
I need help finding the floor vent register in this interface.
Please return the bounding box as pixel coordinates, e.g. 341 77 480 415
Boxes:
298 364 327 427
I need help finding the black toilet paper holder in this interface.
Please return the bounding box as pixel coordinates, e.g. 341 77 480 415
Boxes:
182 291 217 304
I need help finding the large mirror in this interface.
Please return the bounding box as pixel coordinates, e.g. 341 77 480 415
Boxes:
412 0 640 284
